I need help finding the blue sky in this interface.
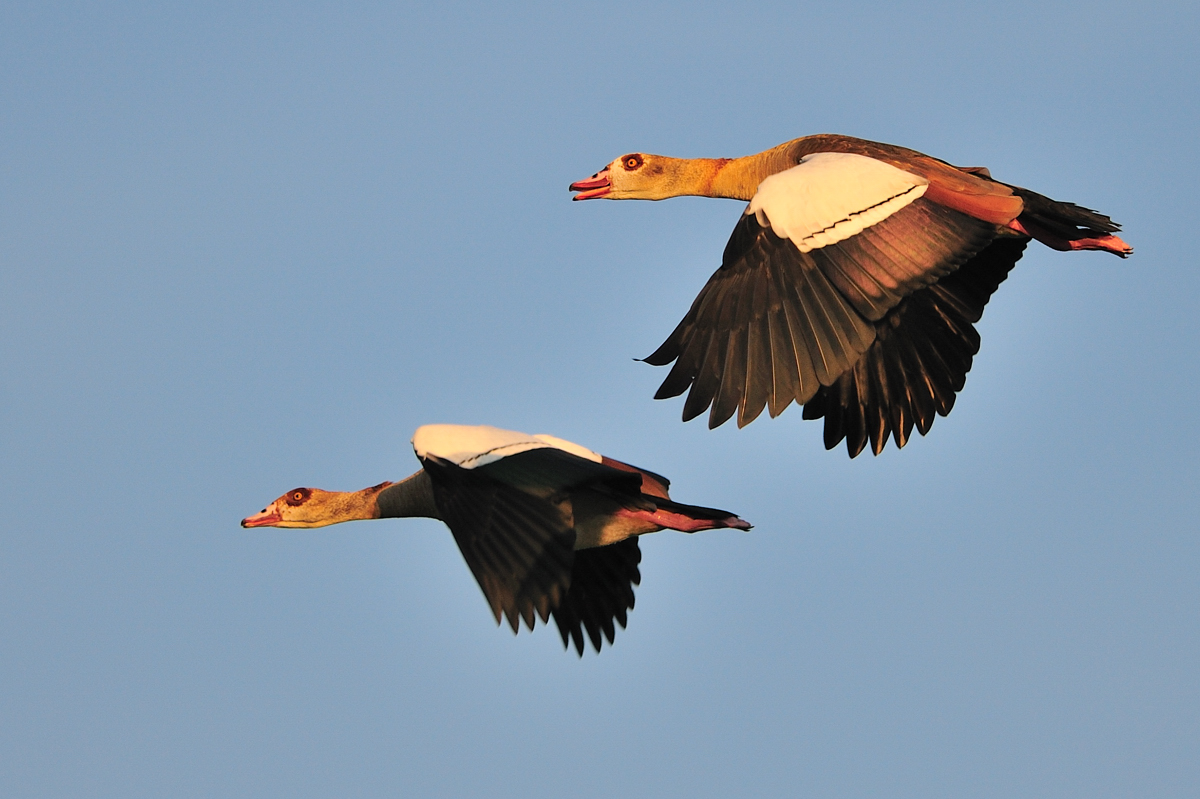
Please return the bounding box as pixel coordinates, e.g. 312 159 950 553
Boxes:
2 2 1197 796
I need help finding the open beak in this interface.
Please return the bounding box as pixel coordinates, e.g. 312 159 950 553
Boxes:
569 168 611 200
241 506 282 528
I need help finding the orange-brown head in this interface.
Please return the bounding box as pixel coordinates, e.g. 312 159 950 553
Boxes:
240 483 393 529
570 152 743 201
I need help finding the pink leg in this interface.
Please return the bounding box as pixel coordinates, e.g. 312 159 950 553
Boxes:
1007 218 1132 257
614 507 751 533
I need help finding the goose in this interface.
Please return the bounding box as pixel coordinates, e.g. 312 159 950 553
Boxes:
241 424 750 655
570 134 1132 457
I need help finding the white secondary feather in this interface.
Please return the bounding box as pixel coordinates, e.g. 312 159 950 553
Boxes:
412 424 601 470
747 152 929 253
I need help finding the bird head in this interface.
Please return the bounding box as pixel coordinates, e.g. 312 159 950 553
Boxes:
241 483 392 528
569 152 690 200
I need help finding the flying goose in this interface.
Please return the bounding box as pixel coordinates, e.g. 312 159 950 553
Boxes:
242 424 750 655
570 134 1132 456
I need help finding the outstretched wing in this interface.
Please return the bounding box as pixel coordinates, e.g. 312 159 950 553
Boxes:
801 237 1027 456
420 446 652 651
421 455 578 633
645 152 1003 442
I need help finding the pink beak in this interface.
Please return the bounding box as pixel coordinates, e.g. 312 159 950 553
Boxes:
241 507 282 528
569 168 611 200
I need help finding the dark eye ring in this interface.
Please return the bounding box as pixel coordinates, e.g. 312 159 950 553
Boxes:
624 154 643 170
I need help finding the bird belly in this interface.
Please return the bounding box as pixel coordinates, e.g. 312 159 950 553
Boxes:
572 493 662 550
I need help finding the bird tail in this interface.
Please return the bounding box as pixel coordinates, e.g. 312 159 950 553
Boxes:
617 496 752 533
1004 184 1132 257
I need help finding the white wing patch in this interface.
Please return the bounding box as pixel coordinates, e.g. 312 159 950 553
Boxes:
412 424 602 470
747 152 929 253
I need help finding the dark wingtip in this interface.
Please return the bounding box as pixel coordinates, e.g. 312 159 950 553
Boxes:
737 401 766 428
641 350 677 367
654 383 684 401
846 435 867 458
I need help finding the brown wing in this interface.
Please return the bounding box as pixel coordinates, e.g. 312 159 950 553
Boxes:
551 537 642 656
421 449 652 653
645 197 998 431
421 455 578 633
800 237 1027 456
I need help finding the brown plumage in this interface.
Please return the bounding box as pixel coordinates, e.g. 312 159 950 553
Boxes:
571 134 1131 456
241 424 750 655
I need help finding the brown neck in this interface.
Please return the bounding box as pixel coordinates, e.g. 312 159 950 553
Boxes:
375 469 440 520
311 482 394 524
662 150 803 201
674 135 919 200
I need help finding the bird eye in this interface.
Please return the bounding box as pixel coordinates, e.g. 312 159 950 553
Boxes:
285 488 311 506
623 154 643 170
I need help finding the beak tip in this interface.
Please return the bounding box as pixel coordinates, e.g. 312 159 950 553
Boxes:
568 172 612 201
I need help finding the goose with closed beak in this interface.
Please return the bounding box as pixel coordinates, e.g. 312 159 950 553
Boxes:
242 424 750 655
571 134 1132 456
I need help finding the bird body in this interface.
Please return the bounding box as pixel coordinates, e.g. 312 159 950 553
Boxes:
242 424 750 655
570 134 1131 456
